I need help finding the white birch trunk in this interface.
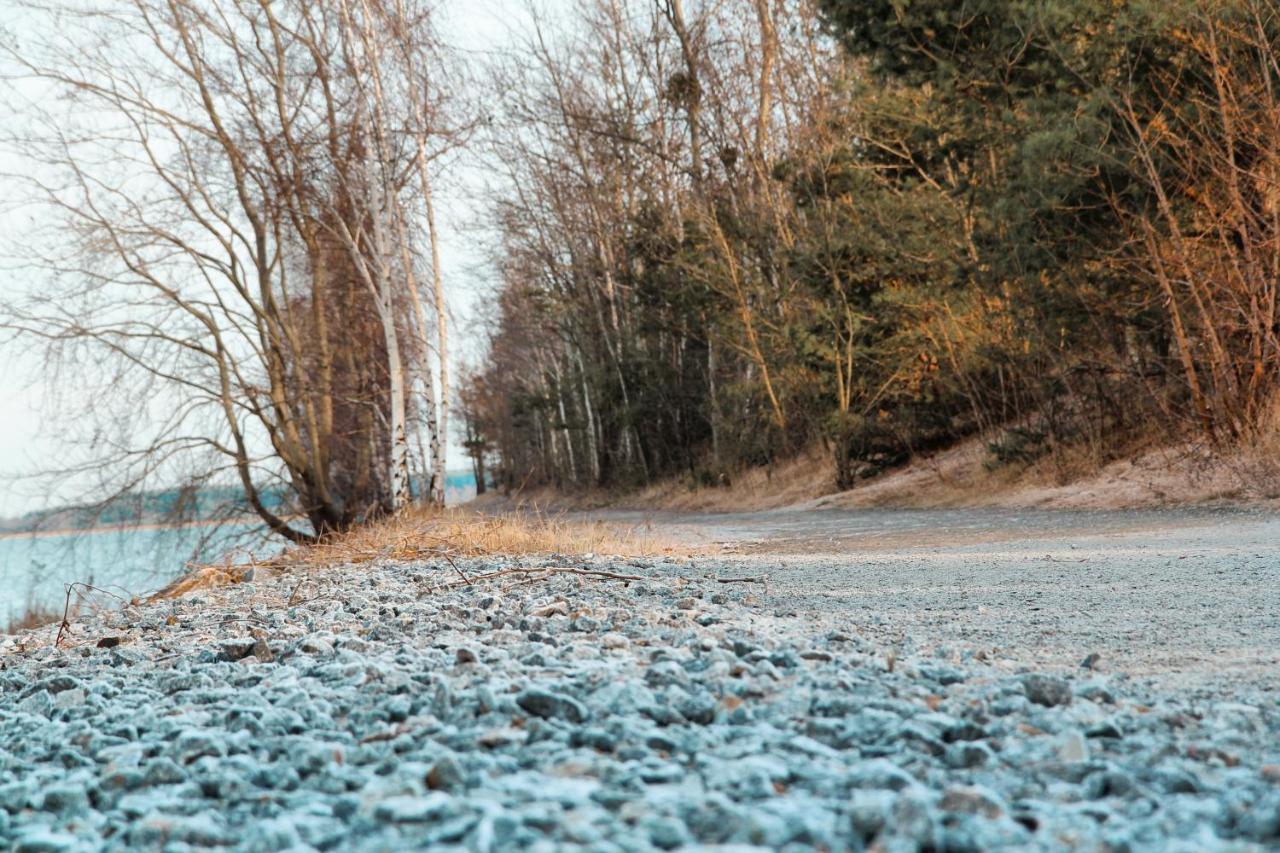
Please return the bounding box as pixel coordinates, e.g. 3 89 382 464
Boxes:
367 158 412 511
421 177 449 504
338 0 410 510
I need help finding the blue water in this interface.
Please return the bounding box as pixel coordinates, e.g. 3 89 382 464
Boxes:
0 523 269 628
0 472 479 627
445 470 478 503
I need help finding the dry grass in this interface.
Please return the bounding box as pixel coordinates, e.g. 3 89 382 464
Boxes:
808 433 1277 511
278 507 678 569
5 604 62 634
155 566 246 600
501 429 1280 516
153 506 682 600
495 449 839 514
629 449 836 512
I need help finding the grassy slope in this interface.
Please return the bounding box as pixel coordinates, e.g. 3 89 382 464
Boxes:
495 433 1280 514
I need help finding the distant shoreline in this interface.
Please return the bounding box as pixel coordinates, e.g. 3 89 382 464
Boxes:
0 516 260 542
0 490 477 542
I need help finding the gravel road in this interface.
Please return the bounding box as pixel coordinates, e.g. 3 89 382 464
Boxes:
0 507 1277 850
600 506 1280 694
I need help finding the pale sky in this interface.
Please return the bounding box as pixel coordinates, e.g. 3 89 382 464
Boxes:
0 0 555 516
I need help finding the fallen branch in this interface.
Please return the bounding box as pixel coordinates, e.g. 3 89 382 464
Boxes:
501 573 557 592
419 564 766 596
546 566 646 581
217 616 273 629
438 550 473 585
421 564 646 594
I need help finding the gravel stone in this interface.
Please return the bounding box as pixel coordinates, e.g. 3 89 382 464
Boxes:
12 827 79 853
0 551 1274 851
515 688 590 723
372 793 457 823
1024 673 1074 707
941 784 1006 818
945 741 994 769
1057 730 1090 763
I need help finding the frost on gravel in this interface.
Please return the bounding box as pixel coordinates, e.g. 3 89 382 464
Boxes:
0 556 1277 852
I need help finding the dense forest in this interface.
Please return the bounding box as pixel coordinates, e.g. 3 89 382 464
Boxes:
462 0 1280 493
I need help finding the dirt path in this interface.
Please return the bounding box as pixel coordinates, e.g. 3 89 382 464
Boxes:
599 506 1280 695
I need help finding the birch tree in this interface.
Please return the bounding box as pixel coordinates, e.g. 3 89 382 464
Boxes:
1 0 460 538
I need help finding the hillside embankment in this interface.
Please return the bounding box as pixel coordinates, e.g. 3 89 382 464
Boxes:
493 435 1280 516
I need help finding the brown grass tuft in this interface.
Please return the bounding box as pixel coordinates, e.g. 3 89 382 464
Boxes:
279 507 677 569
488 448 838 514
628 448 835 512
5 604 62 634
153 507 680 600
153 566 245 600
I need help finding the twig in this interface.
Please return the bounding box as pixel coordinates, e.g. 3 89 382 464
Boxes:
501 573 556 591
57 586 83 648
55 582 130 648
438 550 472 585
418 564 768 597
421 564 645 594
360 724 413 744
543 566 646 581
217 616 273 628
286 578 306 607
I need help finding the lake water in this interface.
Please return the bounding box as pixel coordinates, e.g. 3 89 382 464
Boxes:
0 471 479 629
0 522 270 628
443 471 479 505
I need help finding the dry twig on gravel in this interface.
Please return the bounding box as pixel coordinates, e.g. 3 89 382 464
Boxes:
421 565 647 594
55 582 130 648
420 565 765 596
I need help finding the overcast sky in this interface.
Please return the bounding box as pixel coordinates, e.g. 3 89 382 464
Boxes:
0 0 553 515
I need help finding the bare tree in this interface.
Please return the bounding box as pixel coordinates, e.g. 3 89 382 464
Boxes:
465 0 844 488
1115 0 1280 440
1 0 460 540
